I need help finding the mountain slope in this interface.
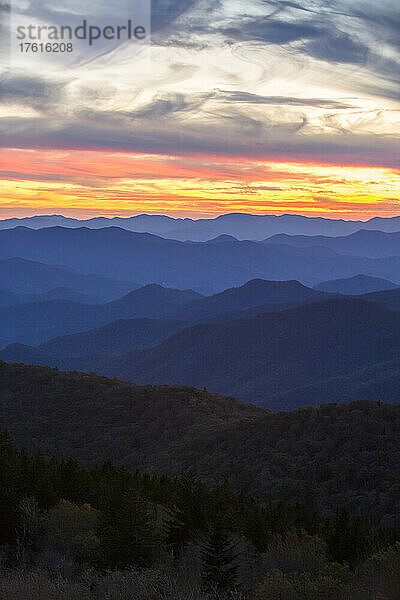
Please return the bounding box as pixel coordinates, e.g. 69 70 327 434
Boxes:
314 274 398 295
0 284 201 347
0 361 262 470
3 226 400 292
37 318 186 358
179 278 331 322
0 361 399 523
103 284 200 318
272 356 400 408
359 287 400 311
0 257 137 300
0 344 58 367
267 229 400 258
102 298 400 409
0 287 100 307
4 297 400 409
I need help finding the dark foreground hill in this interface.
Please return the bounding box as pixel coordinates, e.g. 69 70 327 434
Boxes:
0 361 399 524
101 298 400 409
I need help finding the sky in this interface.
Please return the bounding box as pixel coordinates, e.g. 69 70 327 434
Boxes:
0 0 399 220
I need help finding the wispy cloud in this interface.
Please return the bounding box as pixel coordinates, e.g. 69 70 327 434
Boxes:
1 0 399 218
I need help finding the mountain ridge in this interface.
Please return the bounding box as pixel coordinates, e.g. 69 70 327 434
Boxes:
3 226 400 292
267 229 400 258
177 278 332 322
0 284 200 347
0 257 138 300
314 274 398 295
3 212 400 240
98 297 400 409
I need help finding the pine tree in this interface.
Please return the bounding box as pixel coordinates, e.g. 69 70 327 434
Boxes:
326 507 369 565
201 522 238 595
165 470 207 556
98 490 157 569
0 432 23 547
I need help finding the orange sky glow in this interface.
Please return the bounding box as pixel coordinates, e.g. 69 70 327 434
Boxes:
2 0 400 221
1 148 399 220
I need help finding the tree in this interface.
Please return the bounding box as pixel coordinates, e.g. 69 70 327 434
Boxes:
201 521 238 595
326 507 369 565
165 471 207 556
98 490 157 569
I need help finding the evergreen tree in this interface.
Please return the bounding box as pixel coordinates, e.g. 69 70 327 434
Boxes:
326 507 369 565
201 521 238 595
0 432 23 548
98 490 157 569
165 470 207 556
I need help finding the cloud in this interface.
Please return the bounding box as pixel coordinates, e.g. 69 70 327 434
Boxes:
304 31 368 65
217 13 370 66
1 0 399 181
129 92 209 119
222 18 321 45
345 1 400 51
151 0 204 32
0 170 114 188
216 91 355 110
0 111 398 170
76 89 355 124
0 74 63 109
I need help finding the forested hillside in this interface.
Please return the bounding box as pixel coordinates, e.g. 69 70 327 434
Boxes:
101 298 400 408
1 362 399 527
1 363 399 599
5 296 400 409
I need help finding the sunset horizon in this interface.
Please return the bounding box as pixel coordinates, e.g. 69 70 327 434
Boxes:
2 206 400 222
1 0 399 221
